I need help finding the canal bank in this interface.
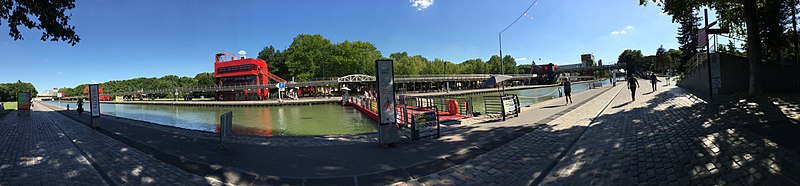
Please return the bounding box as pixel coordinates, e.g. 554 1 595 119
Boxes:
47 79 608 137
37 82 622 185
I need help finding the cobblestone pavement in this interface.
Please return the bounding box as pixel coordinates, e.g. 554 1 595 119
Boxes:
0 110 107 185
399 80 800 186
0 105 227 185
542 82 800 185
398 80 626 186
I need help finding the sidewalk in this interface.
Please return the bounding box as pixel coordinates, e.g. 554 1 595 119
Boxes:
400 79 800 185
0 105 222 185
0 110 107 185
542 80 800 185
38 82 616 185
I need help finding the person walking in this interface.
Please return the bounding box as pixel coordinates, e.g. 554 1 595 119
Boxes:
563 78 573 105
628 75 639 101
650 73 658 92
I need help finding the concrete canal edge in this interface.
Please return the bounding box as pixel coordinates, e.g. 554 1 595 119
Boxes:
40 84 616 185
93 79 606 107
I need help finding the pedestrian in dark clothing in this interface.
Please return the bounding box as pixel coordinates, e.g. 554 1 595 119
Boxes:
563 79 573 105
628 76 639 101
650 73 658 92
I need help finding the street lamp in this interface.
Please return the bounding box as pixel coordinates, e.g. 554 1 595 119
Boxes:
498 0 539 96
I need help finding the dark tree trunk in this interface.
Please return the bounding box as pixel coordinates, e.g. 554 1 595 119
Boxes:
744 0 762 95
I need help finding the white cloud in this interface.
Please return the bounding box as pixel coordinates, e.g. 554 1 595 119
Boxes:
410 0 434 10
610 25 634 35
516 58 527 61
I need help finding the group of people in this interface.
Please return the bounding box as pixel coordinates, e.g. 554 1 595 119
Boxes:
560 72 664 105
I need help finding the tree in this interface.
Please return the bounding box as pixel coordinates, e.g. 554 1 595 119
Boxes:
639 0 799 94
332 40 382 76
617 49 643 63
194 72 215 87
283 34 334 80
487 55 502 74
0 80 37 101
459 58 488 74
1 0 80 45
654 45 672 73
257 45 288 78
502 55 518 74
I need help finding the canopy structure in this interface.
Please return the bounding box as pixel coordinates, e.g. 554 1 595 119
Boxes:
480 75 512 88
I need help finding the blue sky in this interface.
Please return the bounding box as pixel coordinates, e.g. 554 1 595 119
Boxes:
1 0 683 91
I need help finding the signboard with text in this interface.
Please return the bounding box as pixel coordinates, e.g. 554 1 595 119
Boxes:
17 92 30 116
17 92 30 110
375 60 399 146
89 84 100 117
376 60 396 124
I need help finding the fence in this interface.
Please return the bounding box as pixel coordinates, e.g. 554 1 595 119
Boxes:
483 94 520 121
401 96 473 116
397 105 440 140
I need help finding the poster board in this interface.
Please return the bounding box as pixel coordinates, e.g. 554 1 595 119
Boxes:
89 84 100 117
17 92 30 110
503 98 516 115
375 60 399 145
17 92 31 116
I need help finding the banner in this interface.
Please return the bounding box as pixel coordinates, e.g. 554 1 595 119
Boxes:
17 92 30 110
89 84 100 117
376 60 396 124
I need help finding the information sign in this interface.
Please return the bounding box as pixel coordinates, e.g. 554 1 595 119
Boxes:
17 92 30 110
376 60 399 146
89 84 100 117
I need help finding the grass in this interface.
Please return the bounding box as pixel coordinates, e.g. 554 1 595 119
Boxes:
0 101 17 119
2 102 17 111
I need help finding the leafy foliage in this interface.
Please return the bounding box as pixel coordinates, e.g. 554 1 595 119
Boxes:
0 80 37 102
259 34 521 79
0 0 80 45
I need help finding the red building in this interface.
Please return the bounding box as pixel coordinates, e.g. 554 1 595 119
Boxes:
214 51 284 101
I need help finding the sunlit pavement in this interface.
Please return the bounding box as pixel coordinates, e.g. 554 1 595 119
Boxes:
0 105 226 185
400 79 800 186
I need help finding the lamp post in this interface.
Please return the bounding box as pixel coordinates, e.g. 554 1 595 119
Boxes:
497 0 538 96
499 32 505 96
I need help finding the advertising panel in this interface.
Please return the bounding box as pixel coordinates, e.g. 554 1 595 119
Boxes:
17 92 30 110
89 84 100 117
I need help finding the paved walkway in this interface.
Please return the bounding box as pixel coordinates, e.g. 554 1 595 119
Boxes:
36 81 616 185
400 79 800 185
0 105 223 185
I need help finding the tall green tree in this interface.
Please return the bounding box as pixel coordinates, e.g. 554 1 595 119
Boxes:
654 45 672 72
283 34 334 80
1 0 80 45
257 45 288 78
502 55 518 74
459 58 488 74
332 41 382 76
639 0 799 94
487 55 502 74
194 72 215 87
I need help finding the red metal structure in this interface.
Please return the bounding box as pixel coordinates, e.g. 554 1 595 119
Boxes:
213 51 285 101
83 86 111 101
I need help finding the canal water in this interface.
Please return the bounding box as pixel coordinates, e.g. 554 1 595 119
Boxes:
453 79 611 112
44 101 377 136
44 79 609 137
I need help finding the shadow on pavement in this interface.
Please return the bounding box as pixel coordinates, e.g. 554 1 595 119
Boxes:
49 104 550 185
540 89 800 185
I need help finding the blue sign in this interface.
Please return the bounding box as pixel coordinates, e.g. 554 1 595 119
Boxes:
276 82 286 89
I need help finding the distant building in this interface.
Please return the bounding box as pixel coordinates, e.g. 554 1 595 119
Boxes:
581 53 596 67
37 88 59 97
